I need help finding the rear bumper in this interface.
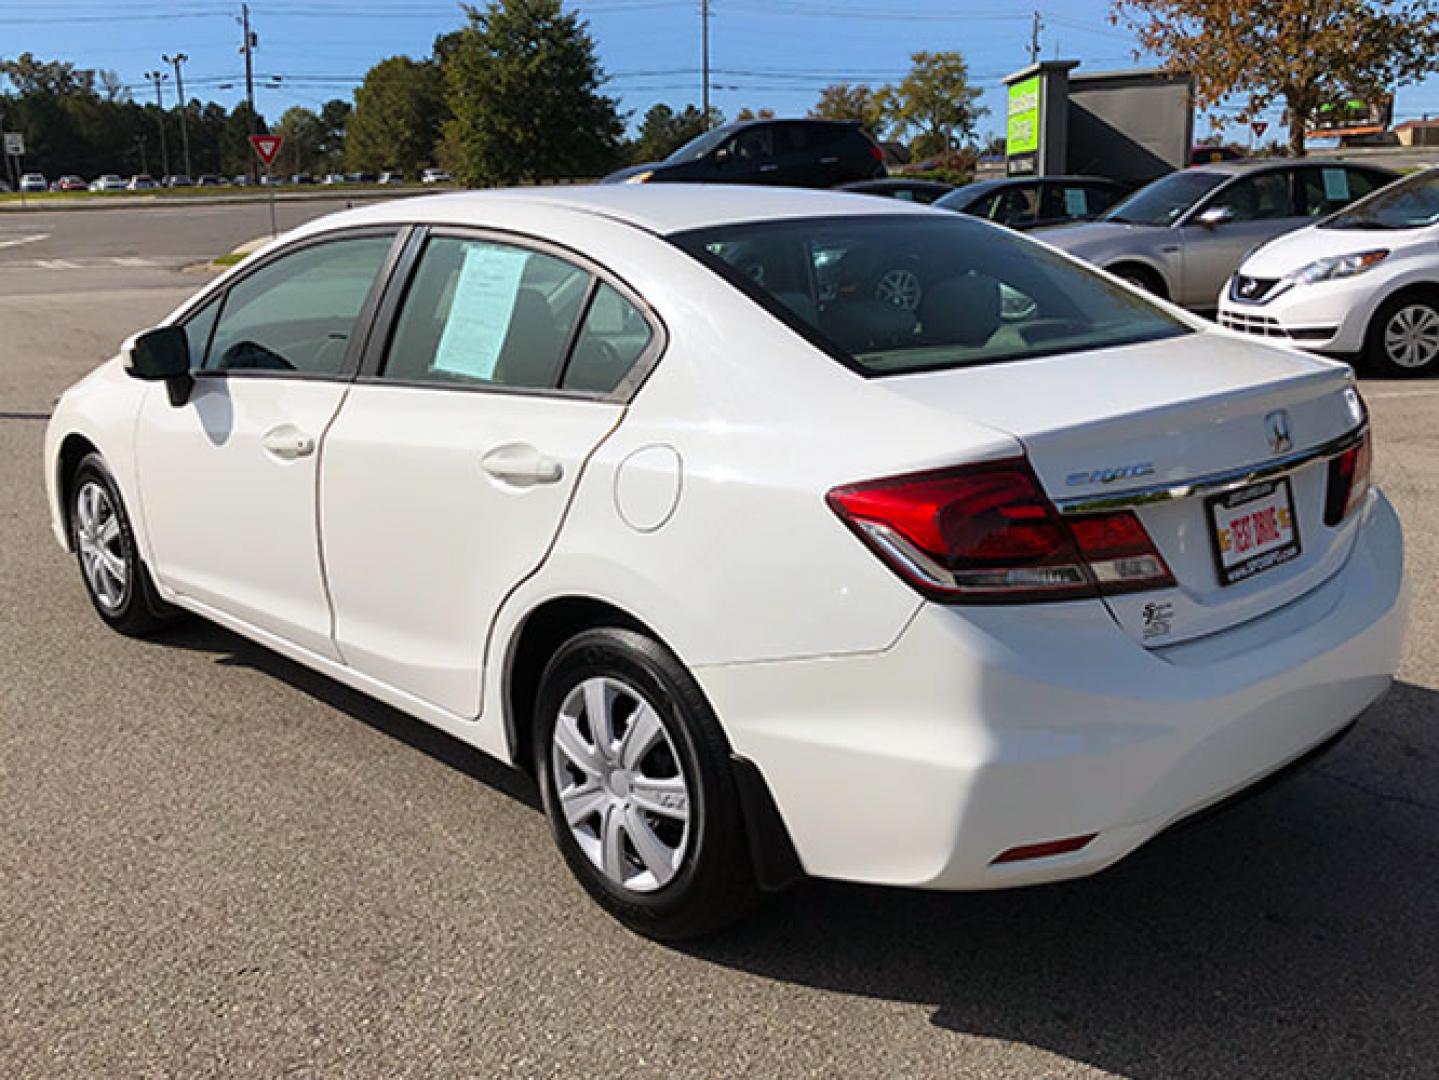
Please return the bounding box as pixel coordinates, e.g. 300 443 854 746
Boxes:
697 489 1406 890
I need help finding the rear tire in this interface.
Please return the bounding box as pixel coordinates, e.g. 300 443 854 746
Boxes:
69 453 179 637
1364 291 1439 377
534 627 759 940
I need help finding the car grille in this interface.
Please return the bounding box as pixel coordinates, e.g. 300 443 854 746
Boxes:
1230 275 1282 304
1218 311 1336 343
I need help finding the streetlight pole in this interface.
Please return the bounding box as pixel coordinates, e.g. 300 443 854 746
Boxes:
163 52 192 178
701 0 711 128
144 70 170 178
241 3 259 182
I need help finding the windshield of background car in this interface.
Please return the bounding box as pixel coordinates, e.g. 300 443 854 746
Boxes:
670 215 1191 376
664 125 737 164
1322 169 1439 230
1102 169 1229 226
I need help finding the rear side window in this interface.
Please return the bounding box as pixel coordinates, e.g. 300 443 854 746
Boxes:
562 283 654 393
672 215 1189 377
382 236 591 390
204 235 393 374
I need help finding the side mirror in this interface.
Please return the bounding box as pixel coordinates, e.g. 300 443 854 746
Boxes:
1197 205 1233 228
712 146 732 166
124 325 193 406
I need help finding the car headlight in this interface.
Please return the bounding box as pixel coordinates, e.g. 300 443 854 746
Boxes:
1283 249 1389 287
624 170 654 185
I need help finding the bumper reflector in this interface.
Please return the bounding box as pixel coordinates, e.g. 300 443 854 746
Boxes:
991 833 1098 865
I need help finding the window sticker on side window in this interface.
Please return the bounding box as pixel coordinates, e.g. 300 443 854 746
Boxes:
1322 168 1350 203
432 244 529 379
1064 188 1087 217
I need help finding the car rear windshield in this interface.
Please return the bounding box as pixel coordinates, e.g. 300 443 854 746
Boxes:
669 215 1190 377
1102 169 1229 226
1322 168 1439 230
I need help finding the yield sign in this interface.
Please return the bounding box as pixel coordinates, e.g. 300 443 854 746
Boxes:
1251 120 1269 137
249 134 284 167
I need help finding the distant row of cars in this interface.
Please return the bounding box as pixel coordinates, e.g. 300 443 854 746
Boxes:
6 168 455 195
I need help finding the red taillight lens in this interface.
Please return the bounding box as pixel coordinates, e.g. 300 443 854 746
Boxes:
828 458 1173 603
868 141 884 163
1325 432 1371 526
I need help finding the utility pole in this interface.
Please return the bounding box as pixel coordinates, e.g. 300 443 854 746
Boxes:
1028 11 1043 65
163 52 192 178
144 70 170 178
701 0 711 129
241 3 258 181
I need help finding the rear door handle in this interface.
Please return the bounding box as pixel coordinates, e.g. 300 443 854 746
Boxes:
759 164 779 173
262 425 316 460
481 443 564 487
820 156 839 164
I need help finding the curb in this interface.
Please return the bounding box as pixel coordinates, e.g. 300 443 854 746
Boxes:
0 187 437 214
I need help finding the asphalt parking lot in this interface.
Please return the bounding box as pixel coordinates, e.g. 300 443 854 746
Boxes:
2 201 1438 1079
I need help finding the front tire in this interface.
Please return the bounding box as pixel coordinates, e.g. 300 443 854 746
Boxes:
534 628 759 940
69 453 179 637
1365 292 1439 377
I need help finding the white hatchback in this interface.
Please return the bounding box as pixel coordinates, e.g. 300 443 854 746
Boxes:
1219 166 1439 375
44 187 1406 938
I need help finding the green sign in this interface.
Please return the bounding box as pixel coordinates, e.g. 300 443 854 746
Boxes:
1007 75 1041 156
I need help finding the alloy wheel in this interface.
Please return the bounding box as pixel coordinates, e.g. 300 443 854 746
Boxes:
1383 303 1439 369
74 480 128 612
875 267 922 311
550 676 691 893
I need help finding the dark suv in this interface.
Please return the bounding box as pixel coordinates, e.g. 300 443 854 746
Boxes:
603 119 886 189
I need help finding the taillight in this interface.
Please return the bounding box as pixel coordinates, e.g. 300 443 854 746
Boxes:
868 141 884 163
828 458 1174 604
1324 431 1371 526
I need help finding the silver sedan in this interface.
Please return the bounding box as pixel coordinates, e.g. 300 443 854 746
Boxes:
1041 160 1395 309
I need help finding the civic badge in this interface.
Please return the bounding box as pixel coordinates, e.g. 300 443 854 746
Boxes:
1265 409 1293 455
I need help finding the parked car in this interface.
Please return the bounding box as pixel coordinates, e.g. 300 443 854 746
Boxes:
934 175 1129 231
290 174 318 185
90 174 127 193
0 179 10 193
196 175 225 187
322 173 348 186
164 175 194 188
346 172 378 184
603 118 886 188
231 175 253 187
420 168 453 184
43 186 1404 939
378 171 405 185
840 178 954 204
1219 165 1439 376
1042 160 1397 308
127 174 158 191
19 173 48 193
52 175 88 192
1191 145 1246 166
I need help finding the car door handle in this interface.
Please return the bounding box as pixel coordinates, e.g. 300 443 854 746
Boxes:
820 156 839 165
481 444 564 487
261 425 316 460
759 164 779 173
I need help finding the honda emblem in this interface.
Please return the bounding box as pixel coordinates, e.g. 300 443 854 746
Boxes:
1265 409 1293 454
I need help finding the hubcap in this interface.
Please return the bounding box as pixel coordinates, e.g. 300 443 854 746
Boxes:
74 481 128 612
1384 304 1439 369
550 677 690 893
875 267 922 311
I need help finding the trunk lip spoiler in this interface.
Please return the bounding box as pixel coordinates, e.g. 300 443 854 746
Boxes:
1054 423 1367 516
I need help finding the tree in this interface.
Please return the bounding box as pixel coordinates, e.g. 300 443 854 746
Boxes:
316 99 352 170
345 56 446 174
631 102 721 162
810 83 882 131
733 106 775 122
1112 0 1439 158
885 51 987 159
276 106 325 175
442 0 624 185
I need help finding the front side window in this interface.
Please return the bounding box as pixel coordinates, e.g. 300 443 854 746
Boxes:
204 235 393 374
1206 171 1293 223
381 236 591 390
729 125 775 162
672 215 1190 377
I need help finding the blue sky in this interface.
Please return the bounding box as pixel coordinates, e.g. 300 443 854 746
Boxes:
5 0 1439 141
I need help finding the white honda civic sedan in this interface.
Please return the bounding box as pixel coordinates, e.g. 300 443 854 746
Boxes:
1219 166 1439 376
44 186 1406 939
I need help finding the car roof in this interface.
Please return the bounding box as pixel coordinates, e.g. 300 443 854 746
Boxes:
1188 157 1394 178
297 183 931 238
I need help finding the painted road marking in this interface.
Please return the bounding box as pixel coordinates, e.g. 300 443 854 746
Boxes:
0 256 167 270
0 233 48 250
1368 388 1439 400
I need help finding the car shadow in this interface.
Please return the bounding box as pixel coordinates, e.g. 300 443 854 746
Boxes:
154 615 1438 1077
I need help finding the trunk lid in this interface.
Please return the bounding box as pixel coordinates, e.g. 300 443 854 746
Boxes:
882 331 1367 645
